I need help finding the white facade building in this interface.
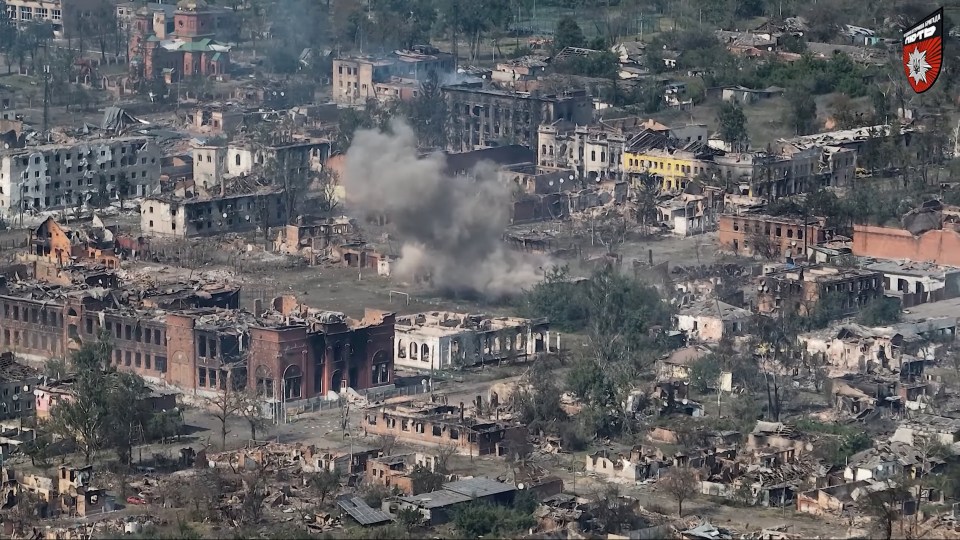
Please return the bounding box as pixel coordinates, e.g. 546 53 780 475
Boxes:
394 311 550 371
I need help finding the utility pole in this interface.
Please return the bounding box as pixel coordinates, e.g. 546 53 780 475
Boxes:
42 64 50 139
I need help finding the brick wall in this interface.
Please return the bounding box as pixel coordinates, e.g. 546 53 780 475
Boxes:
853 224 960 266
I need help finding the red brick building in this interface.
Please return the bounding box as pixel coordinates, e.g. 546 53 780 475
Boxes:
0 276 394 400
719 213 835 259
129 0 231 82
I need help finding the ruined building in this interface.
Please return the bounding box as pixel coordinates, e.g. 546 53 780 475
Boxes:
128 0 232 81
0 137 162 212
192 138 330 190
394 311 550 371
364 401 528 457
333 46 455 106
443 83 593 152
756 265 884 317
140 187 287 238
0 270 394 398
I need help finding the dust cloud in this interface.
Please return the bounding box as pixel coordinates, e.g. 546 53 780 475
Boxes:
343 120 544 298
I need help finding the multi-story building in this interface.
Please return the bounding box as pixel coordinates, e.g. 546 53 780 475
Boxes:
128 0 232 81
0 137 162 214
0 352 39 420
140 187 288 238
363 401 528 457
118 0 237 39
333 46 455 105
394 311 550 372
756 265 884 317
537 121 626 181
0 273 394 399
5 0 107 38
192 138 330 189
623 129 720 192
718 213 836 259
443 84 593 152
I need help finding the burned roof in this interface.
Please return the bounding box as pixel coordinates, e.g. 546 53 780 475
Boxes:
0 353 38 383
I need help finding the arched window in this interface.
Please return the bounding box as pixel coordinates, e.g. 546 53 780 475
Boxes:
255 365 274 399
283 365 302 400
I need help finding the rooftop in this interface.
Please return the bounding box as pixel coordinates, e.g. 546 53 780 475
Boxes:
442 477 516 498
396 311 542 338
0 354 38 383
677 299 752 319
397 489 473 509
902 297 960 322
864 259 958 278
765 264 879 283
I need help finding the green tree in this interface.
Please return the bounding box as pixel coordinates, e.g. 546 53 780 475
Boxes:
716 101 747 148
49 331 152 465
453 501 535 538
786 84 818 135
309 469 341 504
858 297 902 327
408 71 448 149
410 464 445 494
554 16 585 51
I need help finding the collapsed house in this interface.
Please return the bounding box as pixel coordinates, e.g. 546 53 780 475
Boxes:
394 311 550 371
5 465 108 518
363 400 528 458
798 318 951 377
366 452 439 495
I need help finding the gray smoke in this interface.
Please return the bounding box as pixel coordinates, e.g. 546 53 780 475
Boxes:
343 120 544 298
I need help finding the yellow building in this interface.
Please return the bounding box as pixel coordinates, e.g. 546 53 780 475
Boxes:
623 148 716 191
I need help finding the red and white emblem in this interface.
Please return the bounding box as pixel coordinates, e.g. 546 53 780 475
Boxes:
903 8 944 94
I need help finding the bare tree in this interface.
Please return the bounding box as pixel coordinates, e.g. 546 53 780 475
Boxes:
238 390 269 441
659 466 698 517
205 383 244 449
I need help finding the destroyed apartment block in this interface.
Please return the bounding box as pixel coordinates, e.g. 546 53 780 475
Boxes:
140 186 288 238
756 264 884 318
364 400 528 458
191 137 330 191
205 441 319 471
0 352 39 421
394 311 550 371
718 213 836 260
0 136 162 212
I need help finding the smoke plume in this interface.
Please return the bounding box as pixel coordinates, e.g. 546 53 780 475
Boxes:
343 120 543 298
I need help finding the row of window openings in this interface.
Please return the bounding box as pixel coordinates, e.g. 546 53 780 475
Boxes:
732 222 805 240
103 320 164 345
367 415 461 440
0 397 31 414
10 174 149 194
3 329 61 353
2 304 62 326
16 151 152 168
7 7 61 20
112 349 167 373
